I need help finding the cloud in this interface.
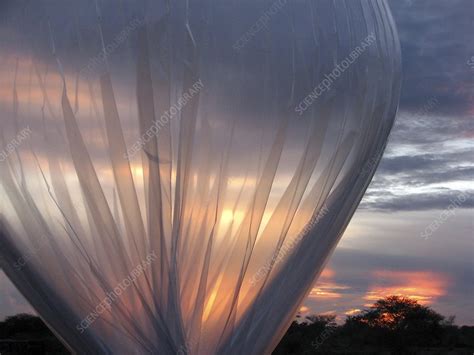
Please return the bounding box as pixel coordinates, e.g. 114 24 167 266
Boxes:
362 114 473 212
388 112 474 146
298 306 310 314
309 268 351 300
361 191 473 212
379 148 474 172
378 154 442 174
364 270 450 305
302 246 474 325
344 308 362 316
389 0 474 116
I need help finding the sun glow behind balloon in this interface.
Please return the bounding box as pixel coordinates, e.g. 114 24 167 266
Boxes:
0 1 400 354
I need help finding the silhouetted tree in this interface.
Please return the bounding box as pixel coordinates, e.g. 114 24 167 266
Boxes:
273 314 337 354
1 313 52 338
345 296 446 348
0 314 68 354
274 296 474 354
1 299 473 355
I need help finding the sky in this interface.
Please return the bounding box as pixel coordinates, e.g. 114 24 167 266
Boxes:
299 0 474 325
0 0 473 327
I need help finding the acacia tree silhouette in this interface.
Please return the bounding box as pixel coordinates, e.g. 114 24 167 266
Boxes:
346 296 449 349
274 296 473 354
348 295 447 329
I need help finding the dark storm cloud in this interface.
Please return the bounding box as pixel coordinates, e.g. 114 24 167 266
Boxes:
389 0 474 115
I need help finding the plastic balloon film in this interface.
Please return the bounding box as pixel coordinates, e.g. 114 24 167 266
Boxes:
0 0 401 354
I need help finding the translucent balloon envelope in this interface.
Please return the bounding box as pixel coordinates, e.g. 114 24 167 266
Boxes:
0 0 401 353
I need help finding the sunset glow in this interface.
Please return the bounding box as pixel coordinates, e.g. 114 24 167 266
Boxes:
309 268 350 300
364 270 450 305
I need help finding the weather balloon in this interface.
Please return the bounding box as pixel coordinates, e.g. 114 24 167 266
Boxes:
0 0 401 353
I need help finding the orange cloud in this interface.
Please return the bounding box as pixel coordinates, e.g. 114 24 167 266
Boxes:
299 306 310 314
364 270 450 305
344 308 362 316
0 52 129 118
320 267 335 279
309 284 349 299
319 310 337 317
309 267 350 300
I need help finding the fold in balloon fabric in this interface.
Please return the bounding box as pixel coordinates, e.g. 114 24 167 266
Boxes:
0 0 401 354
